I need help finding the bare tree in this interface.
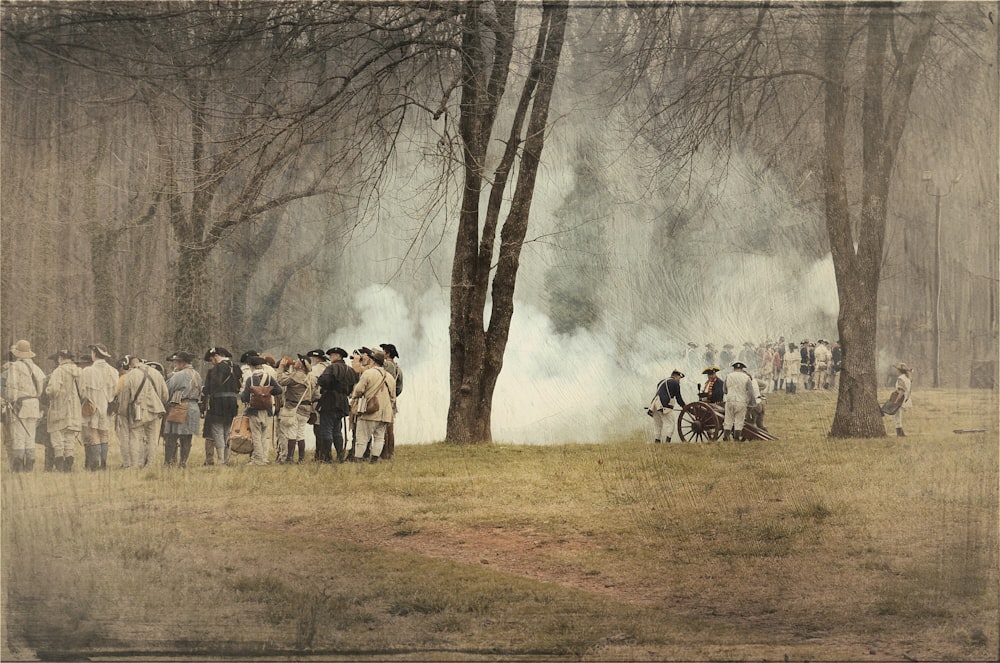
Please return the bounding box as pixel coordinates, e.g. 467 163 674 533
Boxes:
445 0 569 444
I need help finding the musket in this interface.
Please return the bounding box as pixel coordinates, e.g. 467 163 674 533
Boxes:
1 400 31 437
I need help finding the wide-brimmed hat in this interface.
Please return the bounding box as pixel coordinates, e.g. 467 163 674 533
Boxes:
379 343 399 359
49 349 75 361
687 342 698 348
894 362 911 372
702 365 721 374
326 347 348 359
370 347 386 365
10 340 35 359
247 355 266 367
306 349 326 359
90 344 112 359
671 369 685 378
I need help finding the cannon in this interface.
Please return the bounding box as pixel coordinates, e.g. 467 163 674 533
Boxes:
676 401 777 442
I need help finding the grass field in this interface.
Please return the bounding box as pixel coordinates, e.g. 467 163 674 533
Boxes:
2 387 998 661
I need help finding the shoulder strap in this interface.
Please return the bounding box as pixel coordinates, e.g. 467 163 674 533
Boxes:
130 367 150 411
20 360 41 398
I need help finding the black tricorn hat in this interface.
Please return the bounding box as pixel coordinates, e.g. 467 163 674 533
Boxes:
732 361 746 369
204 346 232 361
239 350 260 364
306 348 325 359
326 347 348 358
671 369 685 378
247 355 266 366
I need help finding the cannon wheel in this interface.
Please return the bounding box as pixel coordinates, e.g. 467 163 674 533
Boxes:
678 401 723 442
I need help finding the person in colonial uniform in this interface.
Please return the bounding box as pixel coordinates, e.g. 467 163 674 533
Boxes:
79 344 118 470
698 365 724 405
163 351 202 467
891 362 913 437
202 347 241 466
650 370 686 443
118 357 169 468
44 349 82 472
4 340 47 472
723 361 759 442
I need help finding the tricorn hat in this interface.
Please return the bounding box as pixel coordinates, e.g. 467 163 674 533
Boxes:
732 361 746 369
144 360 165 376
306 349 325 359
247 355 266 366
702 365 721 374
326 347 348 359
169 351 194 364
239 350 260 364
90 343 112 359
204 346 232 361
687 341 698 348
671 369 685 378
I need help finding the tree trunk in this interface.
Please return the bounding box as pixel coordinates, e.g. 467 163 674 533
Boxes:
825 4 937 437
446 0 568 444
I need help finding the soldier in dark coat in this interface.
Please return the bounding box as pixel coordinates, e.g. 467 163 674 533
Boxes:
316 347 357 462
202 347 242 466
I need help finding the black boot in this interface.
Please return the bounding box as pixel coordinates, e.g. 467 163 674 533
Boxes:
63 456 74 472
11 454 24 472
896 428 905 437
54 456 64 472
722 429 731 441
44 445 56 471
179 436 191 467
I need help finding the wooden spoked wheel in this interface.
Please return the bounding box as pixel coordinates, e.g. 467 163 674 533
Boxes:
677 401 723 442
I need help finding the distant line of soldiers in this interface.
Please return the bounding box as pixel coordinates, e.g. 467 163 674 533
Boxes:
689 337 842 393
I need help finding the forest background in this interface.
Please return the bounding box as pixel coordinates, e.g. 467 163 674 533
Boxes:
1 1 996 445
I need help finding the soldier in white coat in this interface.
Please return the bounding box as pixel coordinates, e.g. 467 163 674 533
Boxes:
44 349 83 472
4 340 47 472
118 357 169 468
813 339 833 390
79 344 119 470
722 361 759 441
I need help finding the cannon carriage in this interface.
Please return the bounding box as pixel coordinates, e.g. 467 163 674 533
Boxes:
676 401 777 442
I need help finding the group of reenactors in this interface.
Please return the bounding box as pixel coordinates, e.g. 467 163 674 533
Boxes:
691 337 842 393
1 339 403 473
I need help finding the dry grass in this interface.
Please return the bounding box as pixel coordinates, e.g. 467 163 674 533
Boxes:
2 387 997 661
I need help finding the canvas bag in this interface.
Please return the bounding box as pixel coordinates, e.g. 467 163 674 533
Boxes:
228 415 253 454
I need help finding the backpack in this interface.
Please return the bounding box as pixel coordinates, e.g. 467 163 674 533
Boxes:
249 375 274 410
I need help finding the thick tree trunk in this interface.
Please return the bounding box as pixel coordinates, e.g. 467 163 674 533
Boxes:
824 5 936 437
171 245 212 354
446 0 567 444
